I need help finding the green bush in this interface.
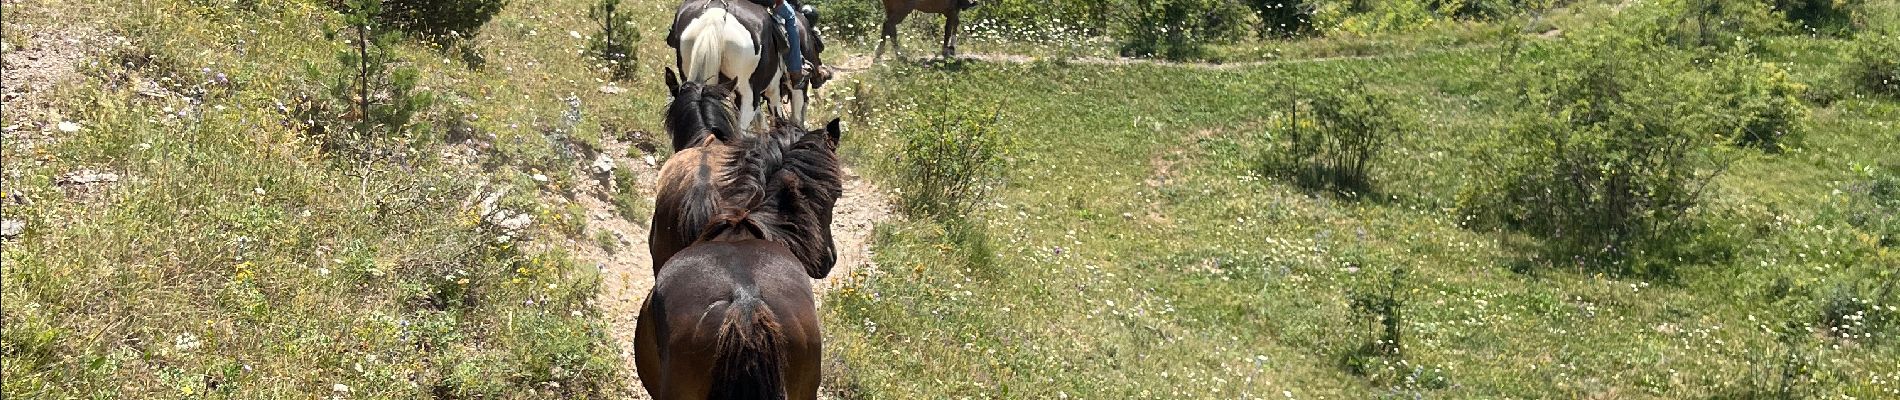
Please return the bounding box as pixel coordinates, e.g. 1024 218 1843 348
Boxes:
302 0 436 163
1710 55 1809 152
1244 0 1317 37
1265 79 1408 196
588 0 639 81
1428 0 1519 19
376 0 507 40
1665 0 1784 50
802 0 884 42
1459 31 1730 274
1843 163 1899 248
1309 0 1441 35
892 95 1014 220
965 0 1114 40
1115 0 1255 60
1774 0 1862 34
1852 32 1900 97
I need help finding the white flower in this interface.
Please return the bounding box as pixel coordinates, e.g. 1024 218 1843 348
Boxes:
56 121 81 132
332 383 351 392
568 30 582 39
173 332 202 352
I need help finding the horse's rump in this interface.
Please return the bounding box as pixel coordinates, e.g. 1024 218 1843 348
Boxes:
708 295 789 400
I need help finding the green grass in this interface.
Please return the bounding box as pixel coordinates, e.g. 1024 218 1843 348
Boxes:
821 31 1899 399
6 0 1899 398
0 0 687 396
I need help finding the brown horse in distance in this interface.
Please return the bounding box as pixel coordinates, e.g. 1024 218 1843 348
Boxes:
637 115 846 399
875 0 981 60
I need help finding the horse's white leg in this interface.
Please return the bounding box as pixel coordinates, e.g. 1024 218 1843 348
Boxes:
765 70 785 127
791 88 807 124
737 80 757 133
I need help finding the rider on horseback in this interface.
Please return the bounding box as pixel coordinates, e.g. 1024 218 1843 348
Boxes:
756 0 807 87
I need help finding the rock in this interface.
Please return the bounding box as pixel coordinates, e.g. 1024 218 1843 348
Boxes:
598 85 625 95
58 169 119 185
55 121 80 132
643 154 657 167
531 173 549 183
591 154 617 176
1 219 24 239
491 209 533 232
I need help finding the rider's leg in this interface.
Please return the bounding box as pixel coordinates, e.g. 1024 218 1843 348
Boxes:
773 0 805 86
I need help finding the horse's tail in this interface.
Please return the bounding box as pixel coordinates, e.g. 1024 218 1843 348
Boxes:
708 295 788 400
685 7 732 83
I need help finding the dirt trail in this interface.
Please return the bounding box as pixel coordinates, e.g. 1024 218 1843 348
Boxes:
2 23 102 135
572 128 893 398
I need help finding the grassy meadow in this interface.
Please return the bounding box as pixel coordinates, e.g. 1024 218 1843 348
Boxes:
3 0 1897 398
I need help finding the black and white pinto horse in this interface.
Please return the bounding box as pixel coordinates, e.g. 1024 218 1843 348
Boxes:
669 0 826 133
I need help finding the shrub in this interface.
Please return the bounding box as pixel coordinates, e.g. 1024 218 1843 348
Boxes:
1710 55 1809 152
588 0 639 81
1774 0 1862 34
1843 163 1899 248
1114 0 1255 60
1244 0 1317 37
1667 0 1784 50
1852 32 1900 97
374 0 507 40
892 96 1013 220
1264 79 1407 196
965 0 1115 41
302 0 436 163
1309 0 1440 35
1817 281 1896 343
801 0 884 41
1458 31 1730 274
1428 0 1518 20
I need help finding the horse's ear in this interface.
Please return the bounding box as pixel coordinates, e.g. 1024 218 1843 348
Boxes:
664 67 680 94
823 118 843 147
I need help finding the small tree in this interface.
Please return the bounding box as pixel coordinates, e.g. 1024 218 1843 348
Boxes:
893 96 1013 221
304 0 434 162
589 0 640 81
1267 79 1407 196
1458 30 1734 275
1115 0 1253 60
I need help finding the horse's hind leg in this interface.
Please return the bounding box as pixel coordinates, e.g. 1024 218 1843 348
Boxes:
875 9 907 61
791 87 807 124
942 9 961 58
764 71 786 125
738 80 758 133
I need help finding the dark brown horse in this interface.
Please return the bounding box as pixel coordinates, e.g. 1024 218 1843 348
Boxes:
637 114 846 399
655 69 840 277
874 0 981 60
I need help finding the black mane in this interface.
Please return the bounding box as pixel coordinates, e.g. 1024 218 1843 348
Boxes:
664 80 739 151
700 120 843 279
